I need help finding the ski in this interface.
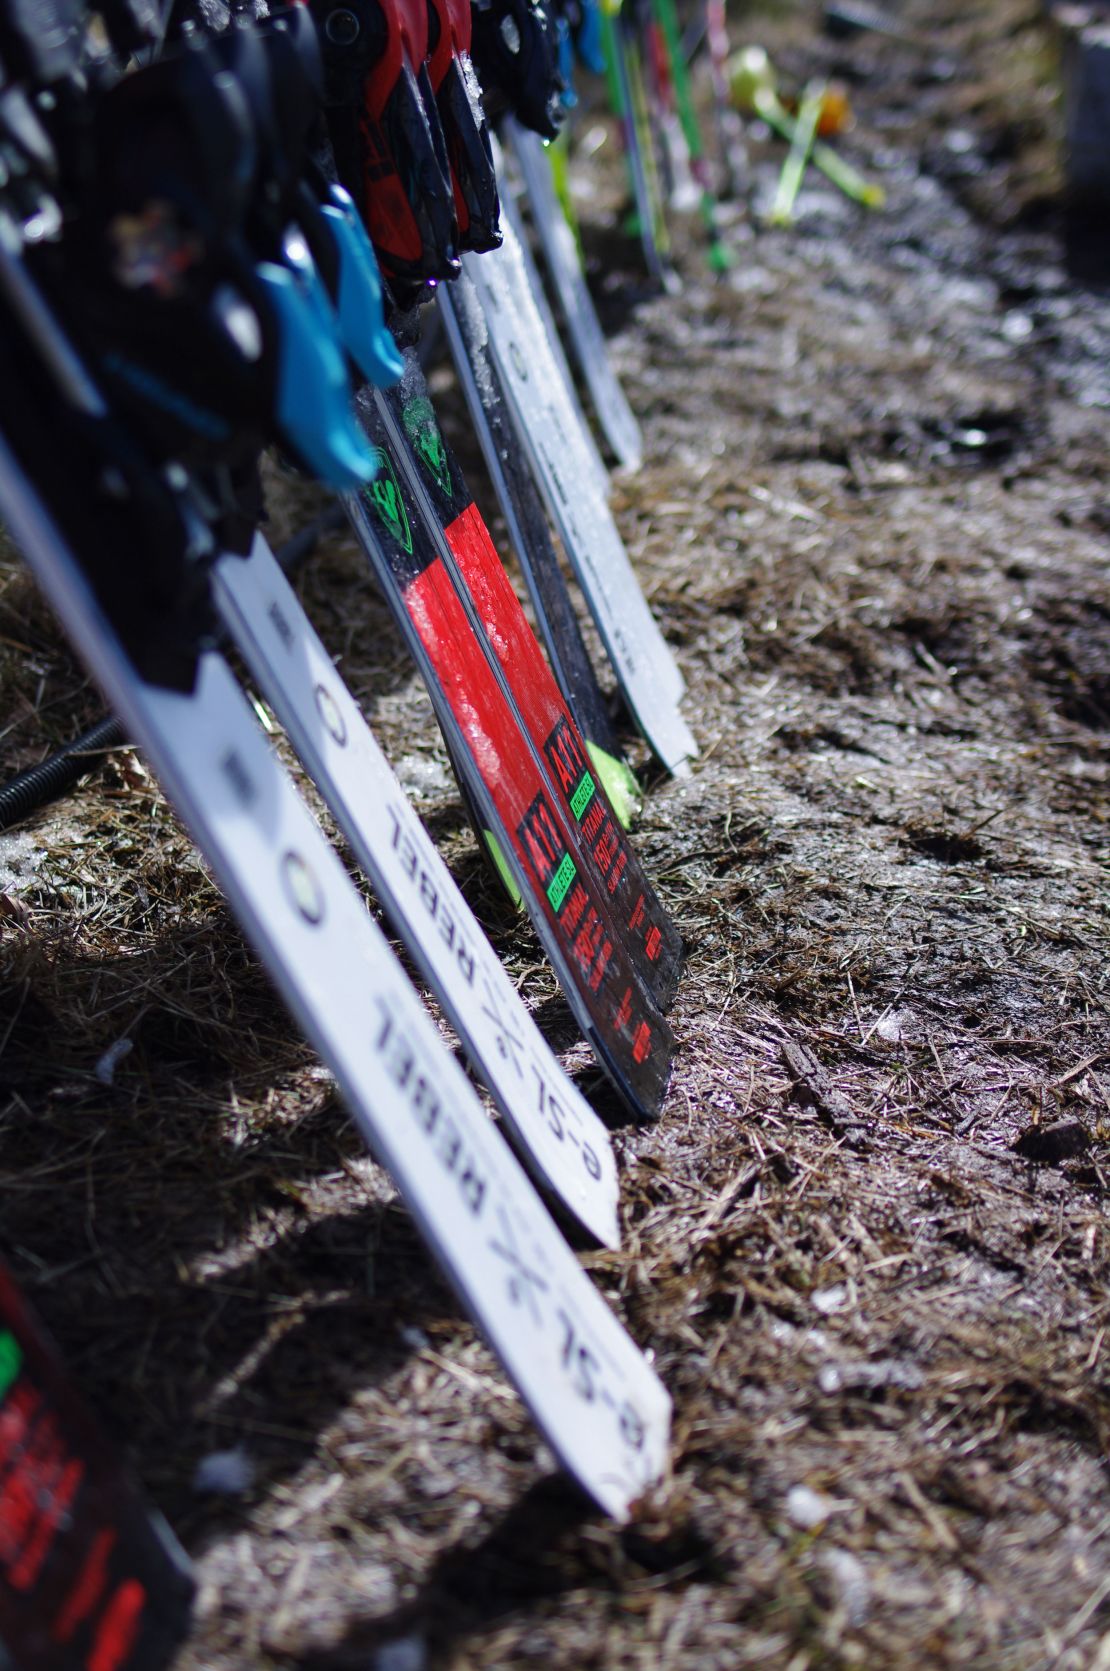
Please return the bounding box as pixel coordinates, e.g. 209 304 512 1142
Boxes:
342 399 677 1119
488 167 611 504
212 532 621 1247
372 362 684 1011
601 0 679 292
0 435 671 1521
0 1263 194 1671
460 214 697 774
504 118 644 474
438 278 641 829
648 0 732 270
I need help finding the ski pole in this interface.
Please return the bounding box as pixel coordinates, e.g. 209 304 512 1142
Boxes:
768 76 824 224
731 46 885 210
600 0 676 286
705 0 746 197
649 0 732 268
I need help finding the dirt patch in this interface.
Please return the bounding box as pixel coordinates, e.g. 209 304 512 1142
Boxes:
3 1 1110 1667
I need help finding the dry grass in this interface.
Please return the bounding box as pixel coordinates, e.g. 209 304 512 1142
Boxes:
3 1 1110 1665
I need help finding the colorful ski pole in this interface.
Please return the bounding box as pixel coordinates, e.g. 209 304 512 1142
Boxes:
649 0 732 268
704 0 746 197
768 75 824 224
730 46 885 210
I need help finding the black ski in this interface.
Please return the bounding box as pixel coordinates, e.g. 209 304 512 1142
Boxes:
371 360 683 1011
342 400 677 1119
438 277 642 830
0 1264 194 1671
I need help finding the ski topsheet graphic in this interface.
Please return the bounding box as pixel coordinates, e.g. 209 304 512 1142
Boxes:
373 362 683 1011
0 437 671 1521
212 534 621 1247
460 209 697 775
502 119 644 474
343 399 676 1119
437 279 641 830
0 1264 194 1671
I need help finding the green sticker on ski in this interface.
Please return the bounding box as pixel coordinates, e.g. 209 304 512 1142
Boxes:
365 450 412 553
546 851 577 912
403 397 453 498
570 771 596 822
0 1329 21 1400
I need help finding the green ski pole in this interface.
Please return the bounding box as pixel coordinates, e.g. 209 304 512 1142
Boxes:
731 46 885 210
769 77 825 224
650 0 732 269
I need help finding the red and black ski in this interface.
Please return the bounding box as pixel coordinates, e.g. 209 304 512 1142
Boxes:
0 1264 194 1671
343 399 675 1119
370 355 683 1013
437 278 641 827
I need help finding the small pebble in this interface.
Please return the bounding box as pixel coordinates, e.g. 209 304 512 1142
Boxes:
821 1547 871 1623
1002 310 1034 344
786 1484 848 1530
193 1448 255 1497
811 1284 848 1315
375 1635 426 1671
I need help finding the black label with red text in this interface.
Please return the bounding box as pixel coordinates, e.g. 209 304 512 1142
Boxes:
0 1267 194 1671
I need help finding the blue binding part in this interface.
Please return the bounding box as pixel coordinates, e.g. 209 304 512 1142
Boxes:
557 17 579 109
255 256 377 491
319 185 404 388
576 0 604 75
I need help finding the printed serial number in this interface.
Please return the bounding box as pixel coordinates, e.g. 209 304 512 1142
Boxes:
558 1308 646 1450
388 806 476 986
531 1067 602 1181
373 1000 486 1216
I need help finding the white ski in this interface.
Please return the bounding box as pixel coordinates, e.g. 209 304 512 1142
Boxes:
491 161 611 504
504 120 644 474
458 243 697 773
212 534 620 1248
0 443 670 1521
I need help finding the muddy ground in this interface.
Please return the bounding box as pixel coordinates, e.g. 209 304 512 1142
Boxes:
3 0 1110 1666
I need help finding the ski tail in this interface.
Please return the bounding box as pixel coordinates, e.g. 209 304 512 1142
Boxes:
505 118 644 473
